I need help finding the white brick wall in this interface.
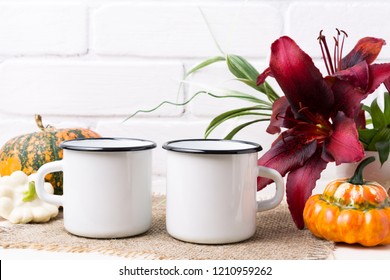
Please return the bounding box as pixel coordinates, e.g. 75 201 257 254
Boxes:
92 2 282 57
0 59 184 116
0 0 389 179
286 2 390 59
0 3 87 55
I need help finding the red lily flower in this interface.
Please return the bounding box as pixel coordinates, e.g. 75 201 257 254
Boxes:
256 34 390 229
318 30 390 121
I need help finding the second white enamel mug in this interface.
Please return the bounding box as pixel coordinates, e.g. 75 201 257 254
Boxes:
163 139 284 244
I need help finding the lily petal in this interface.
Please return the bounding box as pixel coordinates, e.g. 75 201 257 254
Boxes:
328 61 388 119
266 96 295 134
333 61 369 90
367 63 390 93
328 77 367 119
286 149 328 229
323 112 364 165
256 67 272 86
257 134 317 190
269 36 334 118
384 77 390 92
341 37 386 69
355 107 366 129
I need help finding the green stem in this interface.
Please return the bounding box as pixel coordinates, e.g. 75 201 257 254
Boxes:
348 156 376 185
123 91 209 122
22 182 38 202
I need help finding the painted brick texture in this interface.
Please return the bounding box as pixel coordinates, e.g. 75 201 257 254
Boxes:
92 2 283 57
0 60 184 116
0 3 87 55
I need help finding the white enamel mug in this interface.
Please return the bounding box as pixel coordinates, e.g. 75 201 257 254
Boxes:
163 139 284 244
35 138 156 238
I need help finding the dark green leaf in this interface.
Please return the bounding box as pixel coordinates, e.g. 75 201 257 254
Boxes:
384 92 390 125
362 105 372 125
375 140 390 165
362 104 371 114
358 128 379 148
370 97 386 128
367 127 390 151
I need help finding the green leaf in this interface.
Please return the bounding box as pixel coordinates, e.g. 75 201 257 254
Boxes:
367 127 390 151
261 81 280 102
22 182 38 202
375 140 390 165
206 112 270 138
384 92 390 125
205 106 271 138
235 78 279 101
224 119 268 140
358 128 379 148
209 89 273 106
235 78 259 89
365 119 373 126
226 54 259 81
185 56 226 78
362 104 371 115
226 55 279 101
370 97 386 128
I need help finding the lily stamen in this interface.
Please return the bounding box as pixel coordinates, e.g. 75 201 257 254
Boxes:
298 104 325 125
339 30 348 70
318 31 335 75
333 36 339 73
319 29 349 74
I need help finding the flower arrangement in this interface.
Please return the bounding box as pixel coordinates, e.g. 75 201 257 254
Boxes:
254 31 390 228
128 30 390 229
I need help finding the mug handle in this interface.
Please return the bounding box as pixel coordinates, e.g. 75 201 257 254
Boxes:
256 166 284 212
35 160 63 206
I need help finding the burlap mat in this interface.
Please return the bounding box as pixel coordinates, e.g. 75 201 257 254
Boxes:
0 195 334 260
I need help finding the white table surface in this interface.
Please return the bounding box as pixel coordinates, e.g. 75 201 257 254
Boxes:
1 177 389 260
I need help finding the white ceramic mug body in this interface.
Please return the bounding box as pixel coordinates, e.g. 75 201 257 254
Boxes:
35 138 156 238
163 139 284 244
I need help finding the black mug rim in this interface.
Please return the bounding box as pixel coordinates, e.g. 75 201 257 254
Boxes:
162 139 262 155
60 137 157 152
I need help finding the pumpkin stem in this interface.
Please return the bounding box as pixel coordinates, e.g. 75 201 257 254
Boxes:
35 114 55 132
22 181 38 202
348 156 376 185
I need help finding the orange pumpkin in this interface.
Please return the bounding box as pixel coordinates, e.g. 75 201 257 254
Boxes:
303 156 390 246
0 115 101 195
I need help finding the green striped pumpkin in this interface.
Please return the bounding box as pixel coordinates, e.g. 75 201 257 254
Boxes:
0 115 101 195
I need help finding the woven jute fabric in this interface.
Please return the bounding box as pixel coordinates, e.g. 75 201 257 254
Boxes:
0 195 334 260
